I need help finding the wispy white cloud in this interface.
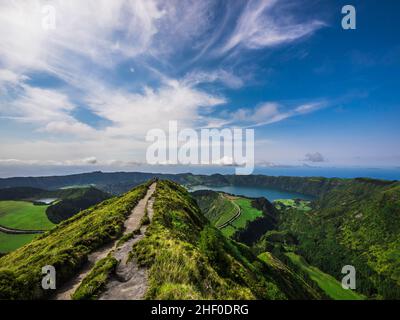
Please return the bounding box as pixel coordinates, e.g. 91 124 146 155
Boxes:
0 72 95 137
0 157 142 167
0 69 29 87
154 0 218 55
219 101 326 128
0 0 329 171
183 69 244 89
0 1 229 145
0 0 165 72
84 77 226 138
0 72 228 160
218 0 325 54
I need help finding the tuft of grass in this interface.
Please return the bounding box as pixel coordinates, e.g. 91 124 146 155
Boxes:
72 255 118 300
116 229 141 247
140 211 150 227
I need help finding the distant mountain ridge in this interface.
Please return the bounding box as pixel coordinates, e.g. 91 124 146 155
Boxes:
1 171 397 196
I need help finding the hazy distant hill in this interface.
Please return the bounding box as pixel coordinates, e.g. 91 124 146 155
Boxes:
1 171 396 196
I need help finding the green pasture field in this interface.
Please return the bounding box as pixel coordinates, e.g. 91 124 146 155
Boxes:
274 199 312 211
0 233 38 253
0 201 55 230
221 198 263 237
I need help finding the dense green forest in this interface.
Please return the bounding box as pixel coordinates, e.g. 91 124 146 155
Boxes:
275 179 400 299
45 187 111 223
192 178 400 300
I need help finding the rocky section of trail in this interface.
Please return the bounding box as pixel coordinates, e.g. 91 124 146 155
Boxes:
98 195 155 300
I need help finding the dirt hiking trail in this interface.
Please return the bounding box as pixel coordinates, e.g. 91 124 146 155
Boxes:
53 182 156 300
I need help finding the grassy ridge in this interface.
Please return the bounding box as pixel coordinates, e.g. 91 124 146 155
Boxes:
0 187 110 254
0 182 150 299
214 196 238 228
45 187 111 224
286 252 364 300
131 180 323 300
132 181 280 299
0 200 54 230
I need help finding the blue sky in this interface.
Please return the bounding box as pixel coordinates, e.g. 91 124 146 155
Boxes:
0 0 399 177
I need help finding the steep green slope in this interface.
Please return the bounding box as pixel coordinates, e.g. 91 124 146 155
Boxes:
285 253 364 300
0 186 112 253
192 190 237 226
278 179 400 299
193 190 278 245
131 180 324 300
0 182 150 299
258 252 327 300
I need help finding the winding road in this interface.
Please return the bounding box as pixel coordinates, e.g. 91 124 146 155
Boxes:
216 195 241 229
0 224 45 234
